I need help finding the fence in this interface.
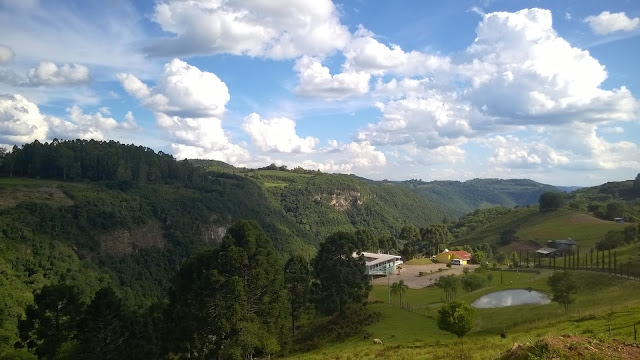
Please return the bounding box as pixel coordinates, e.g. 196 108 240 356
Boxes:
509 248 640 281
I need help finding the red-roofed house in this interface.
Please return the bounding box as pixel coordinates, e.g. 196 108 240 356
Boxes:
435 250 472 265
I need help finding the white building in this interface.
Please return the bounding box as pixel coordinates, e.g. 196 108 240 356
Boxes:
353 251 403 277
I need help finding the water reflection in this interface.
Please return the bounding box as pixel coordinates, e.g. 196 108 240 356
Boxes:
471 289 550 308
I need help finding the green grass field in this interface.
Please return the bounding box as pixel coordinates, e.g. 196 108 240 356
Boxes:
517 210 622 248
287 270 640 359
404 258 434 265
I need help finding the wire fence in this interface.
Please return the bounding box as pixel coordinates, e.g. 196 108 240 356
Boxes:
508 248 640 281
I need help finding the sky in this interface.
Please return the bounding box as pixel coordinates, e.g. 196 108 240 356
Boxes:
1 0 639 186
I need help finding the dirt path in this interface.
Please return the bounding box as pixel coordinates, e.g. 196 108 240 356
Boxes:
372 264 479 289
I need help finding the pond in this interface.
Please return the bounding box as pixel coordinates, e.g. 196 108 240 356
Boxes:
471 289 551 308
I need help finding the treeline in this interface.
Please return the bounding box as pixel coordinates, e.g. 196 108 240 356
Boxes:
0 139 198 183
10 221 374 360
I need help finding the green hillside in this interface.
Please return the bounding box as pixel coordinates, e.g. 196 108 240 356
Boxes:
400 178 561 218
1 140 637 359
452 208 625 250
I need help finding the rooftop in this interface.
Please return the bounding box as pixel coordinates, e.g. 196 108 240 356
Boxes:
353 251 401 267
440 250 472 260
536 247 558 255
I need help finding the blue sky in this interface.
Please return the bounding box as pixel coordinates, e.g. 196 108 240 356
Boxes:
1 0 639 186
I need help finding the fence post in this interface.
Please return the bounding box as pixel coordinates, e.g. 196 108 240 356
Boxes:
614 251 617 276
608 250 612 274
635 323 637 343
609 326 612 338
577 247 580 269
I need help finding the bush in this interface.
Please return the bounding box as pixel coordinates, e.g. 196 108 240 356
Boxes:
596 230 625 250
460 273 486 293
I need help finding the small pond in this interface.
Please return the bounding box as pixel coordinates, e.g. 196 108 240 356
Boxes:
471 289 550 308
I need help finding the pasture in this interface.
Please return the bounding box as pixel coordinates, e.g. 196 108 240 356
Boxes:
287 270 640 359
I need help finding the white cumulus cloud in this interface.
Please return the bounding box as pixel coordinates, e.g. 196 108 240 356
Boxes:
0 94 48 144
462 8 638 125
343 26 451 76
0 93 136 144
482 135 570 168
242 113 318 153
358 92 472 149
26 62 90 86
145 0 350 59
584 11 640 35
118 59 247 163
294 56 370 101
295 140 386 173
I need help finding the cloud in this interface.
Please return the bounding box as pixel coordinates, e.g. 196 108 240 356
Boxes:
584 11 640 35
481 135 569 168
0 93 136 145
342 26 451 76
145 0 350 59
0 94 48 144
296 140 386 173
462 8 638 125
118 59 247 163
294 56 370 101
119 59 229 118
0 45 15 65
0 1 150 76
547 122 640 170
26 62 90 86
357 92 472 149
242 113 318 153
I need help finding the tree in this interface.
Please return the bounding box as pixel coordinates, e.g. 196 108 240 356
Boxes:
18 284 83 360
547 271 578 311
435 275 460 302
76 287 128 360
437 301 477 348
499 228 518 246
284 255 311 336
606 202 626 220
420 225 453 255
460 273 486 293
400 242 417 261
165 220 289 359
623 225 638 243
399 224 420 242
539 192 564 212
354 228 377 252
312 231 371 316
390 280 408 308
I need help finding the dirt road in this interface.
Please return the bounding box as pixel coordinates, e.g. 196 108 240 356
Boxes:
372 263 479 289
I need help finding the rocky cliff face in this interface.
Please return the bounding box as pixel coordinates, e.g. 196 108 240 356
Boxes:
99 220 167 257
200 214 231 244
314 191 363 211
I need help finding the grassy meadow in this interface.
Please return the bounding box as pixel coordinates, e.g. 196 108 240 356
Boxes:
287 270 640 360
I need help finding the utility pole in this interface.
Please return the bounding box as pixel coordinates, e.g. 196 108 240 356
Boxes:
387 265 391 304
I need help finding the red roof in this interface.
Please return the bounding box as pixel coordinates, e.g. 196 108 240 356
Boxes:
445 251 472 260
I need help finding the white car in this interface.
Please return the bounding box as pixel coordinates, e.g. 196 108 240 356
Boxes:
451 259 463 265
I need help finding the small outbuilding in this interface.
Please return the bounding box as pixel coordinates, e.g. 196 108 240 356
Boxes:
435 250 472 265
535 247 558 257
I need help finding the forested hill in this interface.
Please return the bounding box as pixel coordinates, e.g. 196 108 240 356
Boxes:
398 178 561 218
